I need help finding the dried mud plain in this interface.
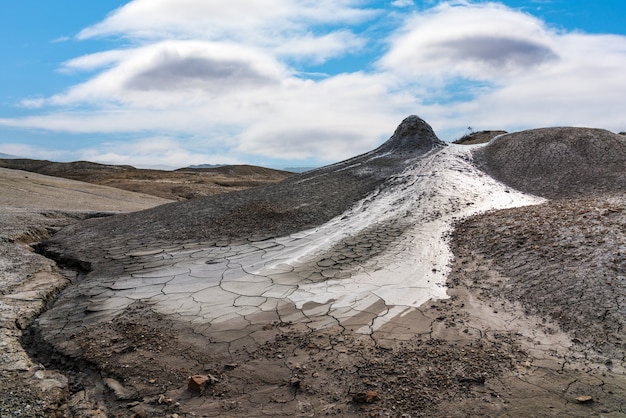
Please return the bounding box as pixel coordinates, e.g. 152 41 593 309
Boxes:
1 120 625 417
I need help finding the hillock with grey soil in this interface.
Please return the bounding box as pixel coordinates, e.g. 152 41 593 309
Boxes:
453 129 508 145
473 127 626 198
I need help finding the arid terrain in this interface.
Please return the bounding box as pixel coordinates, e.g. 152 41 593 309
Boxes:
1 117 624 417
0 159 292 201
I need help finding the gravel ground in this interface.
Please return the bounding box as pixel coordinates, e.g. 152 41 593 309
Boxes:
451 194 626 361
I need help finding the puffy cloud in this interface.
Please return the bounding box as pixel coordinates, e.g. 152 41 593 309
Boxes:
234 73 414 160
2 70 412 163
379 2 558 80
22 41 289 109
377 2 626 137
123 42 285 93
2 1 626 167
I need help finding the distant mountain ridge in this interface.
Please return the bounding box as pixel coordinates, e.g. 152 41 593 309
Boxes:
186 164 226 169
188 164 317 173
0 158 292 201
0 152 19 159
283 167 317 173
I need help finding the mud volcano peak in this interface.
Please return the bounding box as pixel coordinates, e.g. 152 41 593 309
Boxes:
375 115 445 154
41 115 447 258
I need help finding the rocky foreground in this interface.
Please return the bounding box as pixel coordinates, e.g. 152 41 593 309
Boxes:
1 117 625 417
0 169 171 416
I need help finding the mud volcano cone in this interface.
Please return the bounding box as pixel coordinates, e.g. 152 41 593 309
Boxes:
374 115 446 154
40 116 447 262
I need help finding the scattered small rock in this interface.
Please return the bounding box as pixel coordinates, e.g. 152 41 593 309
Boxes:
158 394 173 405
187 373 219 392
187 375 208 393
353 390 378 404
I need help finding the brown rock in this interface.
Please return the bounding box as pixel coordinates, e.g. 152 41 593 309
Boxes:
575 395 593 403
188 375 208 392
353 390 378 404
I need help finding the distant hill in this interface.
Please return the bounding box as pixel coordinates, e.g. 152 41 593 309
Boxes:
453 130 508 145
0 158 292 201
186 164 226 169
0 152 19 159
188 164 317 173
283 167 317 173
176 164 289 177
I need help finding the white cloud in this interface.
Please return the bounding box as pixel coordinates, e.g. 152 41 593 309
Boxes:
2 70 414 163
379 2 558 80
78 137 242 169
274 30 366 64
378 2 626 138
391 0 414 7
60 49 132 72
2 1 626 167
77 0 377 63
24 41 289 109
234 73 415 160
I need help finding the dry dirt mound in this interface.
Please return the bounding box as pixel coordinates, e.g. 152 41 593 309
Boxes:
0 159 134 175
473 127 626 198
0 159 292 201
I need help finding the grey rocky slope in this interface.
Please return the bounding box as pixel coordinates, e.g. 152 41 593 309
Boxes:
474 127 626 198
39 115 446 265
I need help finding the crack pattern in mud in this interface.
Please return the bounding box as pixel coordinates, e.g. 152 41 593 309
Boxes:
33 146 541 358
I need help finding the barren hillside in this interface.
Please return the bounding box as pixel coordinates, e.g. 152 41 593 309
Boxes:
0 159 292 201
473 127 626 198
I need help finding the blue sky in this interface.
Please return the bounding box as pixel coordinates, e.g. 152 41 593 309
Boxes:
1 1 625 169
